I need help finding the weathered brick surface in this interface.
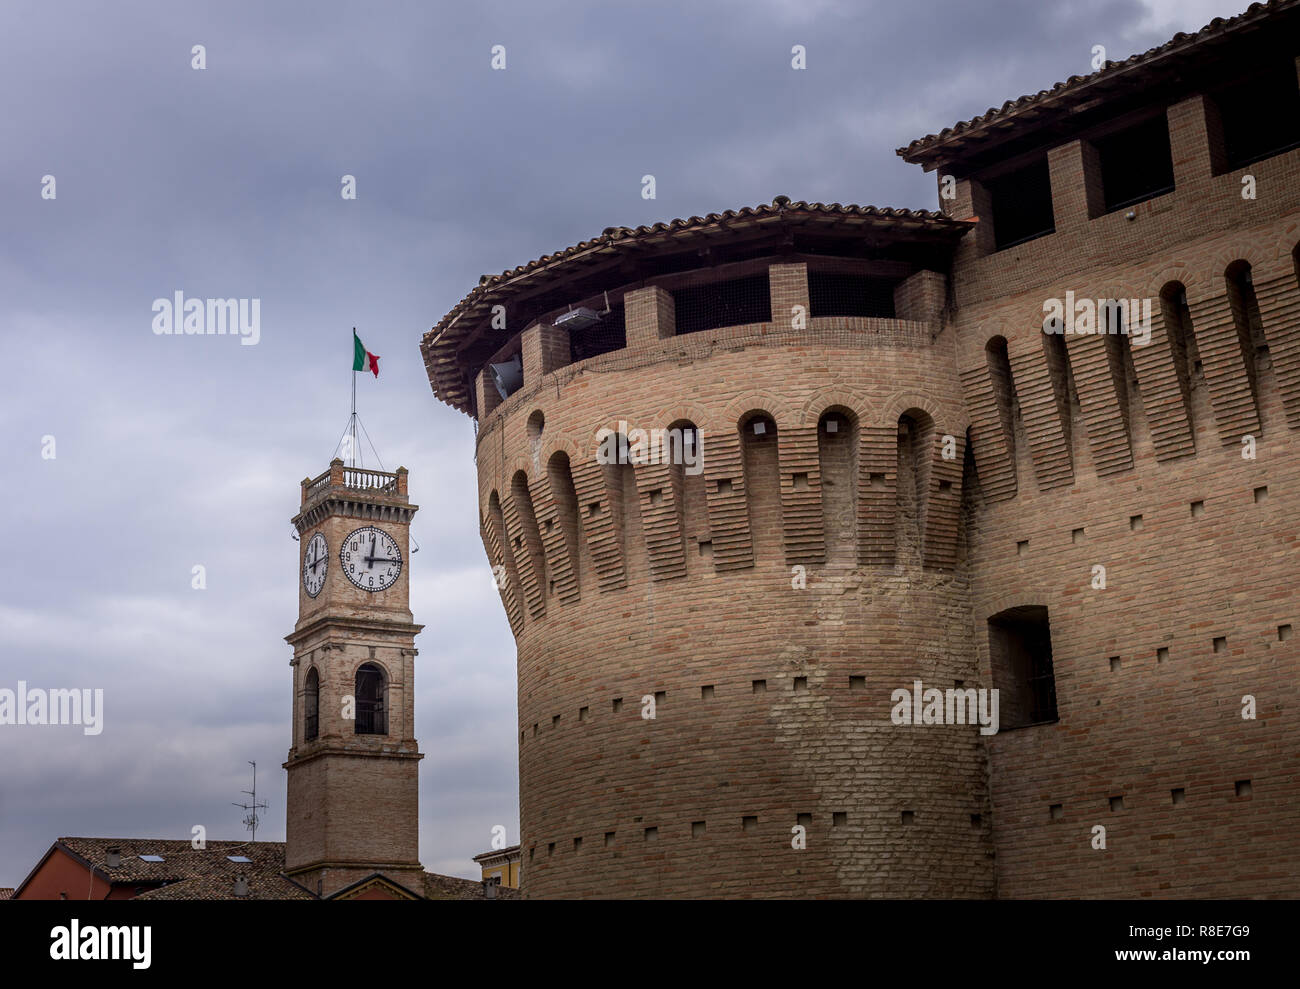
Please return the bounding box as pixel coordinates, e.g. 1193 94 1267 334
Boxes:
447 40 1300 898
946 102 1300 897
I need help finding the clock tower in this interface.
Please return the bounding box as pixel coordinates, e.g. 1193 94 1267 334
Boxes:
284 458 424 897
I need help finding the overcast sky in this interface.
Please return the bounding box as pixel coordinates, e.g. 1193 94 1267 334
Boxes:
0 0 1238 886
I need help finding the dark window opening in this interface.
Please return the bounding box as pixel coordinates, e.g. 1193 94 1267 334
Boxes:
1214 62 1300 171
988 605 1058 729
808 271 896 318
672 275 771 335
355 662 388 735
568 304 626 362
304 667 319 741
1096 115 1175 212
985 157 1055 250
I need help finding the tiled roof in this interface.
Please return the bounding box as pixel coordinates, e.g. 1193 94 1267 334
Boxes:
422 197 973 414
898 0 1298 166
31 837 511 900
134 874 314 901
44 837 307 900
0 888 13 900
423 871 519 900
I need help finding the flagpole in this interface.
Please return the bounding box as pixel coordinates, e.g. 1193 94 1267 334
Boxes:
350 327 358 469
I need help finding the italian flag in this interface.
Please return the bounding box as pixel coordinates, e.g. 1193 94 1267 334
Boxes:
353 329 380 377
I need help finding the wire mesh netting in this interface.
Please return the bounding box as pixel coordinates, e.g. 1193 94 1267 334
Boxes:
568 305 626 361
808 271 897 319
672 274 771 335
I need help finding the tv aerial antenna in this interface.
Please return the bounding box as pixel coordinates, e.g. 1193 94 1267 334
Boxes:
232 761 269 842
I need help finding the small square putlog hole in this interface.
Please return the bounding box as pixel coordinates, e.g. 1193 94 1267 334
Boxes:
1050 803 1064 820
1109 655 1121 672
833 812 847 827
793 676 808 692
1157 646 1169 663
1278 624 1292 641
700 685 714 701
1072 527 1085 544
1171 788 1186 805
1235 779 1252 798
691 820 706 837
900 810 915 826
1213 636 1227 654
752 679 767 693
849 675 866 690
1130 514 1144 531
1254 486 1268 503
1109 795 1124 812
742 815 757 833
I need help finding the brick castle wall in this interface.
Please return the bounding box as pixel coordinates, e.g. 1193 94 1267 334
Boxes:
461 65 1300 900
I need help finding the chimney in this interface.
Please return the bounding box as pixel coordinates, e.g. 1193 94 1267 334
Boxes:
105 847 121 869
233 875 249 898
482 879 498 900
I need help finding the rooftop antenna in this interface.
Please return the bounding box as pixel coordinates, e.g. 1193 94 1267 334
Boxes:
232 761 269 843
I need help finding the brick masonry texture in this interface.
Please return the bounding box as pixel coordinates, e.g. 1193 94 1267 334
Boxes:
445 35 1300 899
285 471 425 897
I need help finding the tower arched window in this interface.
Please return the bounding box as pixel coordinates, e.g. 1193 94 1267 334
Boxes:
304 667 319 742
355 663 387 735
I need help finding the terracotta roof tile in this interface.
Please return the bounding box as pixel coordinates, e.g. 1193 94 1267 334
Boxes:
423 197 972 414
133 874 314 901
57 837 288 889
898 0 1298 166
423 872 518 900
41 836 510 900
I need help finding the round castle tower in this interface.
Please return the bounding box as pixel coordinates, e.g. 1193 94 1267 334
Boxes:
426 10 1300 900
424 201 996 897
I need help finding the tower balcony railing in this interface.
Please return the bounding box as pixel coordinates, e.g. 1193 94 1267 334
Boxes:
301 459 408 504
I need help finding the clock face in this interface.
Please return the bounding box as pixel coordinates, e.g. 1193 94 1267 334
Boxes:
340 526 403 593
302 532 328 597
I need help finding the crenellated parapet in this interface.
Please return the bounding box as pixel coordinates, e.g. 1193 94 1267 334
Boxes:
475 361 971 635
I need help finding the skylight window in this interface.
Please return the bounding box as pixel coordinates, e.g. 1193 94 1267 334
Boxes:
226 855 252 863
138 854 165 862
